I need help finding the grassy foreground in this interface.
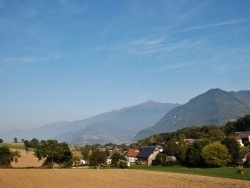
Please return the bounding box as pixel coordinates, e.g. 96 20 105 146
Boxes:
129 165 250 181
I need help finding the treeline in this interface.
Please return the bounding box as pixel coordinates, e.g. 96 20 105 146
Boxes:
135 115 250 168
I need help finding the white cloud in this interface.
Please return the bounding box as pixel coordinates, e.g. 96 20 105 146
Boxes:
127 36 206 55
0 54 62 64
182 18 250 32
149 62 197 73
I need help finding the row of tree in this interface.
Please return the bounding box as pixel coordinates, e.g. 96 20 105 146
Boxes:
141 115 250 168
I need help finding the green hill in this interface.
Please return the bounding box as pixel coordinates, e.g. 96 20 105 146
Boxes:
134 89 250 141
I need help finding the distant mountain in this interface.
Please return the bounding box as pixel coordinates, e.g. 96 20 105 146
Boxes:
56 100 180 144
133 89 250 141
0 100 179 144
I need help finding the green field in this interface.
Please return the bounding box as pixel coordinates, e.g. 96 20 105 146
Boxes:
0 142 26 150
129 165 250 181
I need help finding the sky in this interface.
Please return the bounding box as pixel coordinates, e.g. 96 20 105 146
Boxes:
1 0 250 132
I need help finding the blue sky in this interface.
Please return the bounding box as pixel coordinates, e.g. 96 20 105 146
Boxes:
1 0 250 131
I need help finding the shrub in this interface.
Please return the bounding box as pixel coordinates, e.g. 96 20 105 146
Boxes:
201 142 231 167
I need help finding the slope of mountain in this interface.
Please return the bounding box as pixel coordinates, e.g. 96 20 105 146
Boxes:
56 100 180 144
133 89 250 141
0 100 179 143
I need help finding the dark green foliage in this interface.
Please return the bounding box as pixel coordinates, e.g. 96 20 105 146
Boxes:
29 138 40 148
185 139 210 167
0 138 3 143
34 140 72 167
223 122 236 135
111 152 127 168
136 125 226 149
117 160 128 169
14 137 18 143
24 140 29 148
0 145 21 168
162 138 187 164
24 138 40 149
89 149 107 168
152 153 166 166
201 142 232 167
221 137 240 165
234 115 250 132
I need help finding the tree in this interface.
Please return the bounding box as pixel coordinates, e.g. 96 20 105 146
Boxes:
14 137 18 143
185 139 210 167
207 128 225 142
201 142 231 167
162 138 187 165
0 138 3 143
29 138 40 148
89 149 106 169
223 121 236 135
221 137 240 165
34 140 72 168
152 153 166 166
0 145 21 168
234 115 250 132
111 152 127 168
24 140 30 148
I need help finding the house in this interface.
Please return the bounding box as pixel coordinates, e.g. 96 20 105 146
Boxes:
235 132 250 146
106 156 112 165
237 150 250 168
136 146 162 166
184 138 195 144
126 149 139 163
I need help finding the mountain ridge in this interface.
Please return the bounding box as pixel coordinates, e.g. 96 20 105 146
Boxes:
1 100 180 143
133 89 250 141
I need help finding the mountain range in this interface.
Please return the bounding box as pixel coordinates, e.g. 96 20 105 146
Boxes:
1 100 179 144
2 88 250 144
133 89 250 141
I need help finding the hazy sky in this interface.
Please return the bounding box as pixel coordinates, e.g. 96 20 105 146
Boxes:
1 0 250 131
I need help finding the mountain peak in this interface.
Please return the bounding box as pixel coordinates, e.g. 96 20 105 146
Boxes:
145 100 157 103
134 89 250 141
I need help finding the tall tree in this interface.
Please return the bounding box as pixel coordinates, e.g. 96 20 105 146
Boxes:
221 137 240 165
185 139 210 167
89 149 106 169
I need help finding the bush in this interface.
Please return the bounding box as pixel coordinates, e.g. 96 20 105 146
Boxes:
201 142 232 167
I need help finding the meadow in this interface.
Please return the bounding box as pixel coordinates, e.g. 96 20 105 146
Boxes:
130 165 250 181
0 142 26 150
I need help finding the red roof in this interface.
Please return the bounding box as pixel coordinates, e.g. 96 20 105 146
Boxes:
127 149 139 157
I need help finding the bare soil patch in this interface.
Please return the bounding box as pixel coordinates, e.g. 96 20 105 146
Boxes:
10 149 43 168
0 169 250 188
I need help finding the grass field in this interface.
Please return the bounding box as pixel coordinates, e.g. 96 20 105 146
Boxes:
129 165 250 181
0 142 35 151
0 142 26 150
